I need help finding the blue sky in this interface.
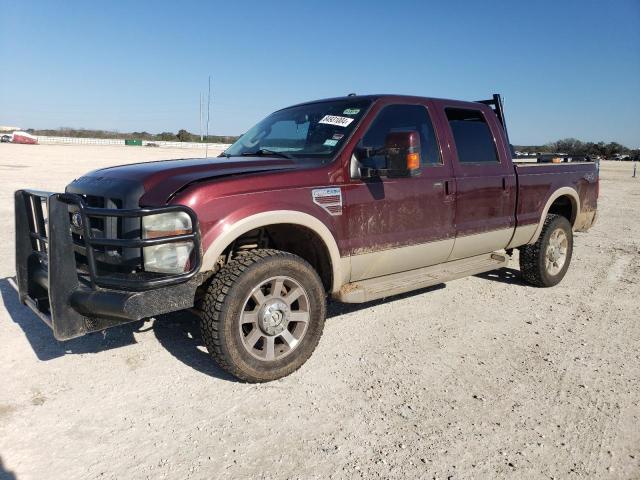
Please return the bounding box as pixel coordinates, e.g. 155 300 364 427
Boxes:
1 0 639 147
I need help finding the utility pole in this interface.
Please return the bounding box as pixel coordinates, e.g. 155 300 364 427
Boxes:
205 75 211 159
633 161 637 178
199 92 203 142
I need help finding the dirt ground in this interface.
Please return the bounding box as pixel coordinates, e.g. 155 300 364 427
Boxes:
0 144 638 480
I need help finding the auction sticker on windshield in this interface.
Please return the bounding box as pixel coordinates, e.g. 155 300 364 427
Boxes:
319 115 354 127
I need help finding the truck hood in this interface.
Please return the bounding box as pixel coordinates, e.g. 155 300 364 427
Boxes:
68 157 297 205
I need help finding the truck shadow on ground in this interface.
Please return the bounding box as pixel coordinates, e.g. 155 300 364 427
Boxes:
475 267 525 285
0 456 17 480
2 275 445 381
0 277 143 361
152 309 237 381
0 276 233 380
153 284 447 379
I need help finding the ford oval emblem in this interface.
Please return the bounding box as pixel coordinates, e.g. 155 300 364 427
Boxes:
71 212 83 228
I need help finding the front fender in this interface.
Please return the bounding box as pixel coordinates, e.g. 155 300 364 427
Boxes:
200 209 347 293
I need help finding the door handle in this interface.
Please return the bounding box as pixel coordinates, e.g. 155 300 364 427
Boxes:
445 180 456 196
501 177 510 195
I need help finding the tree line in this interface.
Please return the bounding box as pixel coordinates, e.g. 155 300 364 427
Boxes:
514 138 639 160
22 129 640 160
25 127 239 144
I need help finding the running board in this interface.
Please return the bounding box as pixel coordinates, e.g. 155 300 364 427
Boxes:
334 252 508 303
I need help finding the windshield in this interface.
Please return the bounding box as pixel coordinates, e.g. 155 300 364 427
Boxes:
224 99 372 162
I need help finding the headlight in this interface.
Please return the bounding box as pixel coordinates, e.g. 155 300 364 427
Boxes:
142 212 193 274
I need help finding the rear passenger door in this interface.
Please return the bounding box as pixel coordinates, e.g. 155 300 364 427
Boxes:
440 106 517 260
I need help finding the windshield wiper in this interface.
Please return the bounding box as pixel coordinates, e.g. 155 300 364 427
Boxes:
240 148 293 159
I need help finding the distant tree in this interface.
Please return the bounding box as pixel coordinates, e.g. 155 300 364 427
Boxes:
176 129 193 142
130 131 153 140
603 142 627 158
157 131 177 141
546 138 588 155
203 135 239 144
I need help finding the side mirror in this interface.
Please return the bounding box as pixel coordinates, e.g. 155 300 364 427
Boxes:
383 131 421 177
355 130 421 179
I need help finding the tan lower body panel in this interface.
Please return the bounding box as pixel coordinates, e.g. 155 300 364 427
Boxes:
507 223 538 249
349 238 454 282
448 228 513 261
334 252 508 303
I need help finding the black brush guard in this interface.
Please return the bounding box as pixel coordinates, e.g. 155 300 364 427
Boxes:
14 190 203 340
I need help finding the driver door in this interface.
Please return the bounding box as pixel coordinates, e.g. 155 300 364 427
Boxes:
344 101 456 281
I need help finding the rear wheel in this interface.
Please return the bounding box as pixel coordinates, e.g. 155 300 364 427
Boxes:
519 214 573 287
199 249 326 382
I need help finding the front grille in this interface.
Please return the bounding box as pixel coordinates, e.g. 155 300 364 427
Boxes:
69 194 142 274
85 195 106 233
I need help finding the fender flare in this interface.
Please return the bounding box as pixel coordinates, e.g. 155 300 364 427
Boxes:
200 210 347 293
528 187 580 244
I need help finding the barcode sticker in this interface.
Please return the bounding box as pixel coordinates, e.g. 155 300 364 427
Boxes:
318 115 354 127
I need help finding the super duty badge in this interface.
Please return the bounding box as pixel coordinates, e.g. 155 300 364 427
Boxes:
312 187 342 216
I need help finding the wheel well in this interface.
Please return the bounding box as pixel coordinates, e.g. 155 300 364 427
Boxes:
548 195 576 226
223 224 333 292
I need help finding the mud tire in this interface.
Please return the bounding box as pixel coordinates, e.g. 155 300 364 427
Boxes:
519 214 573 287
198 249 326 382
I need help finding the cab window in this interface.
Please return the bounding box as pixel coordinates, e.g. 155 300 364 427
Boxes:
445 108 499 163
360 104 442 168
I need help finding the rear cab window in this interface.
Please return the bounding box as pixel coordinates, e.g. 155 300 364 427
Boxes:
445 108 499 164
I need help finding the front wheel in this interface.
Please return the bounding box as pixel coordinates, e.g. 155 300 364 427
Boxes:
519 214 573 287
198 249 326 382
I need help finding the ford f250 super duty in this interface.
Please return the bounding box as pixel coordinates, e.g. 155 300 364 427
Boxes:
13 94 598 382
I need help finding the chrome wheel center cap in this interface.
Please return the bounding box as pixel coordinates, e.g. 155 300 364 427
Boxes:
260 301 289 335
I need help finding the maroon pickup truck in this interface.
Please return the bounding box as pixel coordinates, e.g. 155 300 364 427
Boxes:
14 94 598 382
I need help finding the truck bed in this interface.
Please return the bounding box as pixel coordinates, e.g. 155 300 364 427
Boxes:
514 160 599 233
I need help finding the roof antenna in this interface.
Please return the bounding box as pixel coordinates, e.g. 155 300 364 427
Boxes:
347 93 357 96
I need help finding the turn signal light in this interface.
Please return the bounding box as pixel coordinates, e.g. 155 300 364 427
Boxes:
407 152 420 170
144 228 191 239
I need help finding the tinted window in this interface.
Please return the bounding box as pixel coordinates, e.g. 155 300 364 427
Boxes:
446 108 499 163
225 99 372 163
361 104 441 167
266 120 309 145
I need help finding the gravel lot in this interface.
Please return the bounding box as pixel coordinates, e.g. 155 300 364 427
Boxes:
1 144 639 480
